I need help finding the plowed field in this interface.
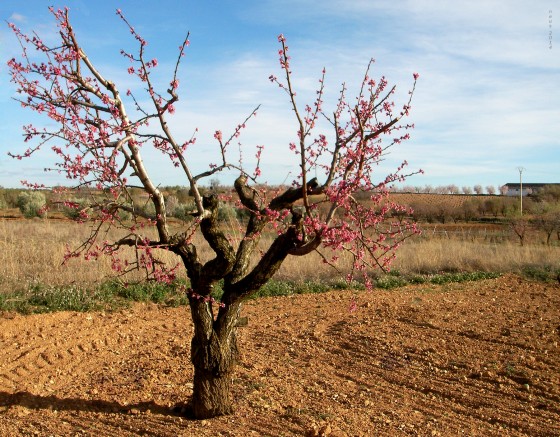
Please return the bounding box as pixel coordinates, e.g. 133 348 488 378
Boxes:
1 275 559 436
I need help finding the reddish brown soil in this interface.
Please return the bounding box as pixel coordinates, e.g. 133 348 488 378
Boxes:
1 275 559 436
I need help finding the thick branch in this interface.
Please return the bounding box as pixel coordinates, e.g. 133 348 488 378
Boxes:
268 177 320 211
228 174 267 283
287 235 322 256
223 211 307 304
198 194 236 282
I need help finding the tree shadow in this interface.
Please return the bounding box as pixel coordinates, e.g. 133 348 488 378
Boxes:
0 390 182 417
0 391 306 434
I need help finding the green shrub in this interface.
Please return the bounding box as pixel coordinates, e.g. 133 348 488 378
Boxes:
165 195 179 216
17 191 47 218
172 202 195 222
522 265 559 282
62 198 89 220
236 207 252 221
217 203 237 222
140 201 156 217
375 275 408 289
0 188 21 208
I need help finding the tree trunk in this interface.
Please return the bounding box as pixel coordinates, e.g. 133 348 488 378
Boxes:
191 365 234 418
188 296 241 419
181 204 308 419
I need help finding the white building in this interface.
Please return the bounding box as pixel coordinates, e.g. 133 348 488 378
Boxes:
503 183 560 196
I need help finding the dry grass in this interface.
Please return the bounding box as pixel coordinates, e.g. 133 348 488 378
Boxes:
1 218 558 295
0 219 115 290
392 238 558 273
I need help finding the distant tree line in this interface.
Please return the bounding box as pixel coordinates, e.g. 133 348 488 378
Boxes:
0 185 249 223
2 185 559 246
389 184 502 195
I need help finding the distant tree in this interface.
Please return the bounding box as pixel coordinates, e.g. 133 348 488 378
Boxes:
450 204 464 223
0 188 21 208
486 185 496 195
411 202 436 223
61 197 90 220
499 185 509 196
461 198 479 222
509 216 530 246
448 184 460 195
532 203 560 245
473 184 483 195
462 186 473 195
435 203 452 224
8 8 420 419
422 184 433 194
209 178 221 192
533 185 560 203
484 198 500 217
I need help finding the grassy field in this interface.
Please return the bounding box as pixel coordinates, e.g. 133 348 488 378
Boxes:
1 216 557 295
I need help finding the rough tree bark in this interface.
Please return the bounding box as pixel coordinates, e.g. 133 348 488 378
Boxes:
189 299 240 418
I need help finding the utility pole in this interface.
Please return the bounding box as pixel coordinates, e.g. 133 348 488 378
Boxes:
517 166 525 216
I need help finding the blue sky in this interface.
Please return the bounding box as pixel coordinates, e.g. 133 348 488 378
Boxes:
0 0 558 190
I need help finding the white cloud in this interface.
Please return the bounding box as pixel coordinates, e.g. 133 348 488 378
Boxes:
8 12 26 22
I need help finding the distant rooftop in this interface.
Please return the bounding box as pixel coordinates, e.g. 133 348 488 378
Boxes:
505 183 560 188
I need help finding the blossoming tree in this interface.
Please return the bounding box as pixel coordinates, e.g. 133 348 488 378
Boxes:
8 7 420 419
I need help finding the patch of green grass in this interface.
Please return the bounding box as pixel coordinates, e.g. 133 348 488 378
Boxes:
428 271 500 285
521 265 560 283
0 270 503 314
0 284 117 314
250 278 366 299
372 271 501 289
248 280 331 299
328 279 365 291
101 280 188 305
408 275 427 284
255 280 295 298
0 280 189 314
106 280 190 307
375 275 409 289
